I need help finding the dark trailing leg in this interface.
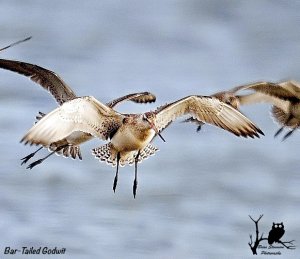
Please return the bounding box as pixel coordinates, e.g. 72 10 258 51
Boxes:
282 128 297 141
133 150 141 199
113 152 120 193
274 115 293 138
21 147 43 165
26 145 68 170
274 127 284 138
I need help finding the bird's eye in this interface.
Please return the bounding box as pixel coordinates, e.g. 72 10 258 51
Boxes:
226 97 234 104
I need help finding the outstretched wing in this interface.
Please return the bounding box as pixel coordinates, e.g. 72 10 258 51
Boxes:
225 81 297 106
229 82 294 114
34 92 157 123
106 92 156 108
238 81 296 98
0 59 76 105
278 80 300 99
21 96 124 147
155 95 263 138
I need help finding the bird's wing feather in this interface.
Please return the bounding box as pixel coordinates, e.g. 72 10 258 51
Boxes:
230 81 297 100
278 80 300 98
155 95 263 138
106 92 156 108
21 96 123 146
0 59 76 105
238 92 290 113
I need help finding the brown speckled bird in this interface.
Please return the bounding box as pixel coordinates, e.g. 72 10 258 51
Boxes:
186 80 300 140
0 58 156 165
19 92 263 197
0 54 264 198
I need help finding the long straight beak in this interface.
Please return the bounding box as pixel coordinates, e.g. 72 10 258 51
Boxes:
150 123 166 142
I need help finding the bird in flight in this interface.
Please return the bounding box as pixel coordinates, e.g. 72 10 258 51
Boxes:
185 81 300 140
0 40 264 198
21 93 263 198
0 58 157 165
4 59 263 197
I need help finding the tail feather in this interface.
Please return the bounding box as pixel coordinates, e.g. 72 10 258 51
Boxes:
92 143 158 167
92 143 118 166
130 143 159 164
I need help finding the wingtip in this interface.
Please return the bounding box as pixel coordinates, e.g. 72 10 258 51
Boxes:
257 128 265 136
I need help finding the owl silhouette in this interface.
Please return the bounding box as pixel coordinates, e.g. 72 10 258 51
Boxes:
268 222 285 245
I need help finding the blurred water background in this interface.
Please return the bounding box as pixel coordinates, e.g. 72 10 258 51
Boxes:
0 1 300 258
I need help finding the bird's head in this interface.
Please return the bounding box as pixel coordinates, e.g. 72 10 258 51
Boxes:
214 92 240 110
225 94 240 110
141 112 165 142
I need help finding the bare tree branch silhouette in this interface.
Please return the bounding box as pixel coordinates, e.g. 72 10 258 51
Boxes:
275 240 296 250
248 215 268 255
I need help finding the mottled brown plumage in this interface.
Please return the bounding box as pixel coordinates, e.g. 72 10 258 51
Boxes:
20 93 262 197
0 58 157 162
106 92 156 107
186 80 300 139
0 59 77 105
226 81 300 139
1 56 265 197
155 95 263 138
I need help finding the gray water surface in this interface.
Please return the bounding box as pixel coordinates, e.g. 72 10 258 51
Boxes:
0 1 300 258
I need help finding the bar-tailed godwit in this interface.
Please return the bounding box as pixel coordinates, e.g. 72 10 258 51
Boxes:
0 59 156 165
19 90 263 197
0 49 264 197
186 81 300 140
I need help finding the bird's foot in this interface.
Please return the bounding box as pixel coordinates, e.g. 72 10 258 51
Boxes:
282 130 294 141
274 127 284 138
133 179 138 199
26 159 43 170
113 175 118 193
21 153 35 165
